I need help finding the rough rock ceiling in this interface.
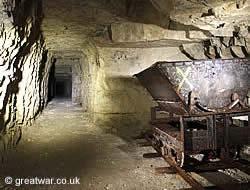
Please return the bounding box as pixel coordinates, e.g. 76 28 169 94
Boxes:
152 0 250 31
42 0 167 50
41 0 250 51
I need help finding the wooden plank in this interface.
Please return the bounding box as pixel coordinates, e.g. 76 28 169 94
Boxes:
143 153 161 159
155 167 176 174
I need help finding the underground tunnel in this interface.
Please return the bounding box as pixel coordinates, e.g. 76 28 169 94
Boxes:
0 0 250 189
54 65 72 99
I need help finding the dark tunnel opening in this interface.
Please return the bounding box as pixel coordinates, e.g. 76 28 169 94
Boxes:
55 75 72 98
48 61 73 102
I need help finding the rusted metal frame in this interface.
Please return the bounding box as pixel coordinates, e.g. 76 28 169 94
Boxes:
227 111 250 118
213 114 217 150
149 136 205 190
151 106 174 121
146 114 249 190
146 131 224 190
151 106 163 120
183 114 217 151
153 127 182 152
182 115 208 121
150 117 180 125
248 112 250 128
184 108 250 118
180 116 185 153
207 115 217 150
136 59 250 117
196 98 240 113
223 114 230 160
183 114 217 150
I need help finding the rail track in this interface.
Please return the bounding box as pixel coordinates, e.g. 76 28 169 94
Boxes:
140 135 250 190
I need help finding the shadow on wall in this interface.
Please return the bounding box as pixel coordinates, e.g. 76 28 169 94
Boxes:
0 0 47 159
0 0 44 131
93 76 156 139
36 50 49 116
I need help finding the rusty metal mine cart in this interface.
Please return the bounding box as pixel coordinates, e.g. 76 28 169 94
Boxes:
135 58 250 167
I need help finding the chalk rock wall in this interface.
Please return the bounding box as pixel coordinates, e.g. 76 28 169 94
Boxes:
0 0 49 159
93 46 190 135
93 20 249 135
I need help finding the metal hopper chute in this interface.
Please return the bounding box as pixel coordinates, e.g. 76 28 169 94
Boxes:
135 59 250 115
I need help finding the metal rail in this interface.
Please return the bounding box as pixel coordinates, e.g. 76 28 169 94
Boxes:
146 135 205 190
163 156 205 190
144 135 250 190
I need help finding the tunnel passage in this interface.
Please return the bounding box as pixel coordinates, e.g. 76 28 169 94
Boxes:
47 63 73 101
47 55 85 106
55 65 72 99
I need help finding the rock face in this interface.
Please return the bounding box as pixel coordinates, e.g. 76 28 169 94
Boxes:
151 0 250 32
0 0 49 159
109 22 249 59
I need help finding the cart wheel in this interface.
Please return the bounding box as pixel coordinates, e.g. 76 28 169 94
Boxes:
169 148 184 167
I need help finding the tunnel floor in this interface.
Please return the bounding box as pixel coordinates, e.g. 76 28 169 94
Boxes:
2 100 247 190
0 99 191 190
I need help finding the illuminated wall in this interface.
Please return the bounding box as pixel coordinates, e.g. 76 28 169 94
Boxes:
0 0 49 158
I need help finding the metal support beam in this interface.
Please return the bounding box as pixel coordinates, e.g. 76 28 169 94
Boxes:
180 116 185 152
207 115 217 150
223 114 230 160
